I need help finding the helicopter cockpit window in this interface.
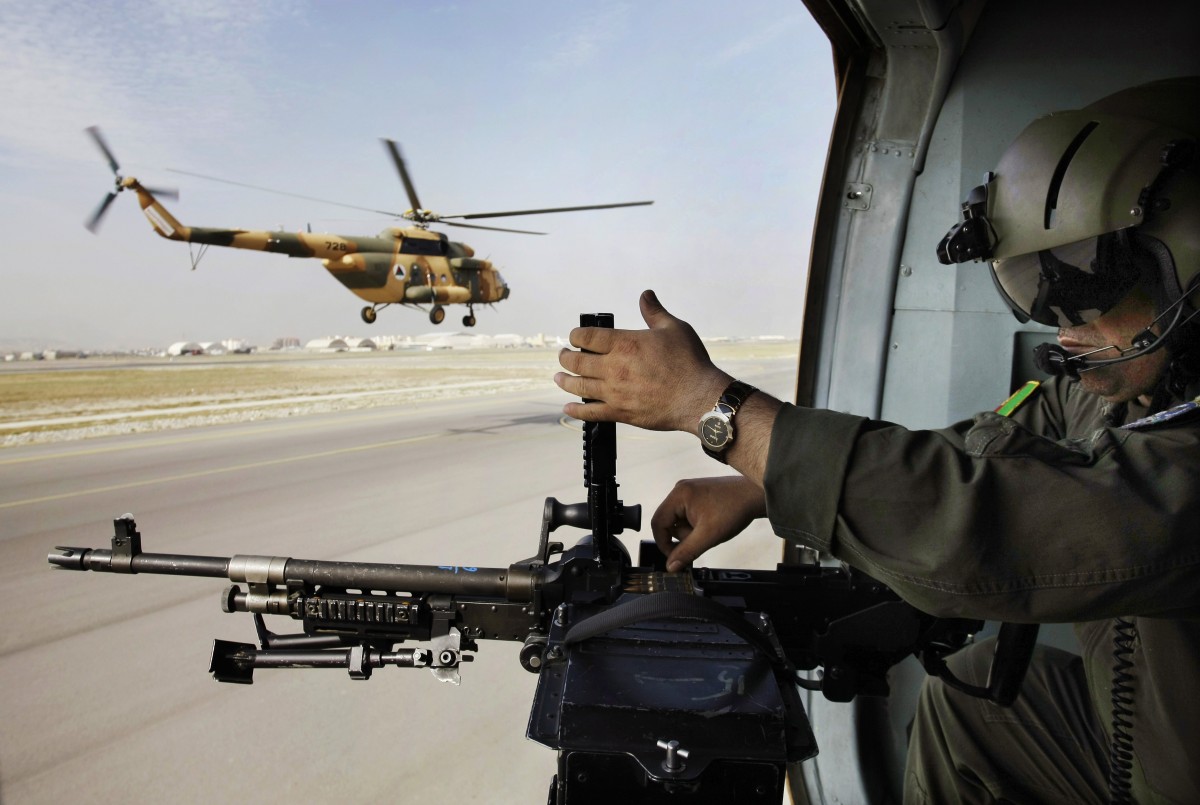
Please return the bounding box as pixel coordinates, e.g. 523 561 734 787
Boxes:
400 237 449 256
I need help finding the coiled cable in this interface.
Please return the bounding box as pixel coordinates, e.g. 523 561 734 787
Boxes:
1108 617 1136 803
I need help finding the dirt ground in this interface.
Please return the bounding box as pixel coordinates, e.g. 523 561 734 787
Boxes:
0 342 796 447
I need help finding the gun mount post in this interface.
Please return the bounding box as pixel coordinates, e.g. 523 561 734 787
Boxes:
579 313 641 563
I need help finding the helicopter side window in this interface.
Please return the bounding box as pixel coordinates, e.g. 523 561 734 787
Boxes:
400 238 448 256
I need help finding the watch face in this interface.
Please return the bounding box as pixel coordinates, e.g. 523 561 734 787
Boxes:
700 411 732 450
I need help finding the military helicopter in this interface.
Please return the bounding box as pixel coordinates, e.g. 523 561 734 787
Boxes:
84 128 652 327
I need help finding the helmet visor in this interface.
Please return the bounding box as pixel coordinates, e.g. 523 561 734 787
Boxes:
989 233 1141 327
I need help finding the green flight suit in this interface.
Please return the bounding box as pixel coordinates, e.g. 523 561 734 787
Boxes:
763 375 1200 803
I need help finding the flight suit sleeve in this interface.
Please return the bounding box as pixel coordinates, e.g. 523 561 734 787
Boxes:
763 401 1200 623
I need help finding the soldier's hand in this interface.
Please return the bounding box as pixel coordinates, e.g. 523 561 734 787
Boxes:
651 476 766 572
555 290 730 432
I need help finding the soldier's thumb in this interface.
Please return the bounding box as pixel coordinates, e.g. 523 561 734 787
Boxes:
665 537 703 573
640 289 673 329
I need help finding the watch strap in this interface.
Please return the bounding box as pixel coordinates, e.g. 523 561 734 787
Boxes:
717 380 757 412
702 380 758 462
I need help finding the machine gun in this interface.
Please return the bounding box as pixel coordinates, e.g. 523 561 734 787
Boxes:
49 314 987 804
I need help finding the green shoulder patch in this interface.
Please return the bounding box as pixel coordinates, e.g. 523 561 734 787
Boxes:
995 380 1042 418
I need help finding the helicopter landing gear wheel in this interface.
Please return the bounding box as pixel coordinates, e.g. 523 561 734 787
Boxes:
463 314 476 327
429 305 446 325
361 306 377 324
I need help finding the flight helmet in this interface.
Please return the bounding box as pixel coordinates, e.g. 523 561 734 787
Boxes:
938 77 1200 329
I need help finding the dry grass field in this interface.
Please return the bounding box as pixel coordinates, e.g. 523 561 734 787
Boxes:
0 341 797 447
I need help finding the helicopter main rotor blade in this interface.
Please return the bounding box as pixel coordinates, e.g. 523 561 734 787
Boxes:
167 168 404 217
86 126 120 175
86 192 118 233
443 220 546 235
440 200 654 221
381 139 423 213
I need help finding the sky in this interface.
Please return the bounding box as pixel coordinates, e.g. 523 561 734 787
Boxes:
0 1 836 351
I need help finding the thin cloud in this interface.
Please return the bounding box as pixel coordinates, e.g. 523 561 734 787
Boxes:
535 4 633 71
0 0 300 169
712 15 805 66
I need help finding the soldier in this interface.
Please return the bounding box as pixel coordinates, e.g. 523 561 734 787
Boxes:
555 77 1199 803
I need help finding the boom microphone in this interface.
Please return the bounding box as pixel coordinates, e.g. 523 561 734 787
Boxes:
1033 330 1163 378
1032 278 1200 378
1033 343 1078 378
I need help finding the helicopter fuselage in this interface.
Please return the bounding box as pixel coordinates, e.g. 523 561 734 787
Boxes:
126 178 509 325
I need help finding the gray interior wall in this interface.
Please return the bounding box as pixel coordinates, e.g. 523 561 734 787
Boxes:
794 2 1199 802
883 0 1200 429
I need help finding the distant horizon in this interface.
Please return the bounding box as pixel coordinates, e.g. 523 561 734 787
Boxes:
1 330 797 357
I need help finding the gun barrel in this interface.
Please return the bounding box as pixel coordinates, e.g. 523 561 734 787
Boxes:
50 546 230 577
49 546 529 601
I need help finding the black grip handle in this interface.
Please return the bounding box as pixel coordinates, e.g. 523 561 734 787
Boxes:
986 622 1039 707
925 621 1040 708
579 314 622 559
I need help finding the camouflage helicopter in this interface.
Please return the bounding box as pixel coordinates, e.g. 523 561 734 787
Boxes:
84 128 652 327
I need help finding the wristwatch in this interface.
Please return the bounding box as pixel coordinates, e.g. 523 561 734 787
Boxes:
698 380 758 462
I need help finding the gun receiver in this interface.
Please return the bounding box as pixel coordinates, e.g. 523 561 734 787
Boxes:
48 313 982 804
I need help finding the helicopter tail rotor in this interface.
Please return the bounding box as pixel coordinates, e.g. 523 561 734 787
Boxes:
84 126 179 233
87 125 120 175
85 191 119 233
85 126 123 232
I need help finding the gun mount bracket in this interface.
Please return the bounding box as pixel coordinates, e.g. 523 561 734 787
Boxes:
110 514 142 573
656 739 690 774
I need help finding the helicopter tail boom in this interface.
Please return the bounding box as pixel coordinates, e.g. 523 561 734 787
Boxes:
124 178 189 241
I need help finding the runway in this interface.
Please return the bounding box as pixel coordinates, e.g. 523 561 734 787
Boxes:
0 356 796 804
